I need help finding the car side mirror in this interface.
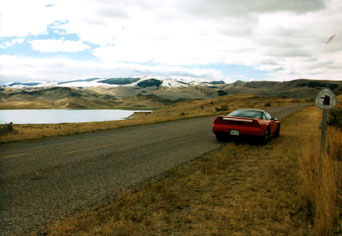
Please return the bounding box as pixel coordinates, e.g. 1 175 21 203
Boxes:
271 117 279 121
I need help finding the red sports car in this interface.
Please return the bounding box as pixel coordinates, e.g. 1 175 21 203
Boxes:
212 108 280 144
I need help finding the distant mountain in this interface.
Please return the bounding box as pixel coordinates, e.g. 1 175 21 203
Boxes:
1 77 341 109
3 76 219 89
220 79 342 99
6 82 42 87
0 76 230 109
98 78 140 85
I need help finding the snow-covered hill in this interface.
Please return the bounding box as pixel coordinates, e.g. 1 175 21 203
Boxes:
4 76 225 89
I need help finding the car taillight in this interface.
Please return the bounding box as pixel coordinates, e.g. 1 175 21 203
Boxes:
214 117 228 124
214 117 222 124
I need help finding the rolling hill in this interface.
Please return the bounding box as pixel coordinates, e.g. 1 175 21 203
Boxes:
221 79 342 99
1 77 341 109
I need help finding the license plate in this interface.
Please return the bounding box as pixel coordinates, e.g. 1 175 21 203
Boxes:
230 130 239 136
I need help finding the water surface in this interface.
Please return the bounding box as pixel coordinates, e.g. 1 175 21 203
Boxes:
0 109 147 124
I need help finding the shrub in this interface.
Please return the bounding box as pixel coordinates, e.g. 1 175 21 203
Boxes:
215 105 228 112
265 102 272 107
328 108 342 129
0 122 17 135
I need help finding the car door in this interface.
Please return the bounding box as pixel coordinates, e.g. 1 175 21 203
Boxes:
264 112 277 135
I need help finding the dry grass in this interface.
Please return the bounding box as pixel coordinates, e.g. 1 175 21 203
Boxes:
0 94 302 144
36 106 319 235
301 130 342 236
300 96 342 236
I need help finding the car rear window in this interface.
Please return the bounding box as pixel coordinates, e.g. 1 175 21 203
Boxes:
228 110 263 119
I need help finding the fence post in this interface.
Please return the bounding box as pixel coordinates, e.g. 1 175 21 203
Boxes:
321 109 328 152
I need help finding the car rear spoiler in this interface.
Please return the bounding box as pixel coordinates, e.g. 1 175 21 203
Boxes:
221 117 254 123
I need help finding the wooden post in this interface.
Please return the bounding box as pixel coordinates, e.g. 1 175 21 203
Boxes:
321 108 328 152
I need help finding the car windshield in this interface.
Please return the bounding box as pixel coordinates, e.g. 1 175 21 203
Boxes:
228 109 264 119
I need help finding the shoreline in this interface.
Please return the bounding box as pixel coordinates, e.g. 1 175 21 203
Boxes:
0 94 308 144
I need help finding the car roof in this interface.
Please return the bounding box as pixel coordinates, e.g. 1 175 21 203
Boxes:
234 108 266 112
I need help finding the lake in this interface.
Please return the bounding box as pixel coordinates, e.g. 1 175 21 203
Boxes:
0 109 150 124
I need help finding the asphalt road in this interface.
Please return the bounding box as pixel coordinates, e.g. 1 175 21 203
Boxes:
0 103 310 235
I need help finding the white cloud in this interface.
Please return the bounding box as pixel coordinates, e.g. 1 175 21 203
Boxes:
0 55 225 84
0 0 341 82
0 38 24 48
0 0 58 37
183 0 326 17
30 39 90 53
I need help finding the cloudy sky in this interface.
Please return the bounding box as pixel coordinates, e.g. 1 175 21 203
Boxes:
0 0 341 84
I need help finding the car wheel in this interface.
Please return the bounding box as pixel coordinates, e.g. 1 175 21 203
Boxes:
261 128 270 145
275 125 280 137
215 133 227 142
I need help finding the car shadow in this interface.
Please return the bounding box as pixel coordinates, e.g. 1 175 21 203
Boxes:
216 136 277 146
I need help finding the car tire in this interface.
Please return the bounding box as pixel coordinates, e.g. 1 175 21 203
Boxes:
275 125 280 137
215 133 227 142
261 128 270 145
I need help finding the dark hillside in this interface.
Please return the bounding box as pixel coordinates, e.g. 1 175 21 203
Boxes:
222 79 342 99
137 79 163 88
99 78 140 85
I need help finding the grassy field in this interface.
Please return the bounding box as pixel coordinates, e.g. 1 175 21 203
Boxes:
0 94 303 144
300 96 342 236
3 94 341 235
33 103 342 235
